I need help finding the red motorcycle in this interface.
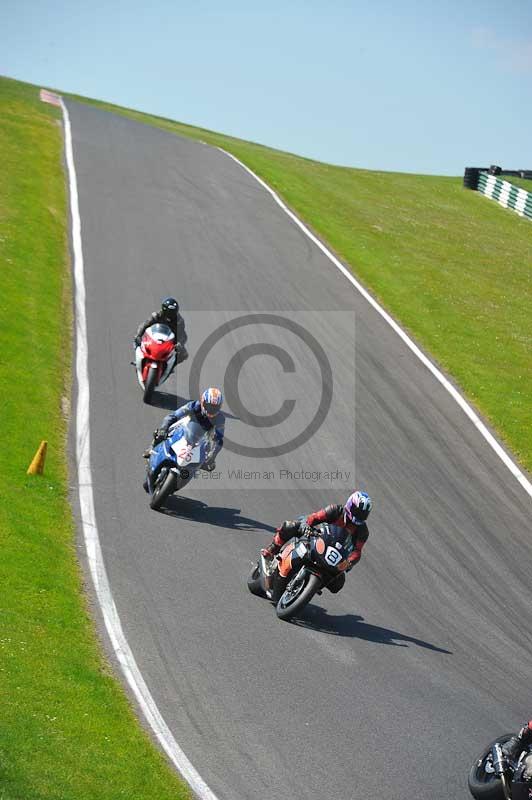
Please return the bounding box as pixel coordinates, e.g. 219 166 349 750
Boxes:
134 323 177 403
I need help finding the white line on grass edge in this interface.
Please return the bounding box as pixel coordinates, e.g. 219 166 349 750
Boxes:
61 99 220 800
219 148 532 501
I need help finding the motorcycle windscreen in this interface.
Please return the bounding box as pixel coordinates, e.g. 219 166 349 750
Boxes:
168 417 210 466
317 523 354 552
313 524 354 571
145 323 175 342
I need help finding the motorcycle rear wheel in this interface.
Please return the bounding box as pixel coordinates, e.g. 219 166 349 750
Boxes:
276 571 321 621
143 368 158 404
468 734 515 800
150 470 177 510
247 563 266 597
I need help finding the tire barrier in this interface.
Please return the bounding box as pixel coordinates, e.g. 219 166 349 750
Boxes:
463 167 480 190
463 167 532 221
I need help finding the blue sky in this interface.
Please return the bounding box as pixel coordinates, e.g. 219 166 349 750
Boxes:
1 0 531 175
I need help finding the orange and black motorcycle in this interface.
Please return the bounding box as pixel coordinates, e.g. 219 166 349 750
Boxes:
248 521 354 621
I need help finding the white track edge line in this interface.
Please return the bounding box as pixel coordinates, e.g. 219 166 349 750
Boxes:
218 147 532 501
61 99 220 800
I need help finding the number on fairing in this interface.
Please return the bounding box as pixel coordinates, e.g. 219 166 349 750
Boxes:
171 439 195 464
325 546 342 566
177 446 192 462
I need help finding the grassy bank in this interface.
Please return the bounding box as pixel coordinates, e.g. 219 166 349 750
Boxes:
502 176 532 192
66 90 532 473
0 76 190 800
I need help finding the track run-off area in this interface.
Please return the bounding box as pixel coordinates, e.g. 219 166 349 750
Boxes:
65 100 531 800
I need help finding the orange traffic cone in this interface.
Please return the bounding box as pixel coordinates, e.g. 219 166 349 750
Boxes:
27 441 48 475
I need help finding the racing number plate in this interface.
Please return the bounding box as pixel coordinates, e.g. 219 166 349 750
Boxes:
324 546 342 566
171 439 201 466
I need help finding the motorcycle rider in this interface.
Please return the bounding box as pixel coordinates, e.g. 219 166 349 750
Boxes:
134 296 188 363
502 720 532 780
144 388 225 475
261 490 372 598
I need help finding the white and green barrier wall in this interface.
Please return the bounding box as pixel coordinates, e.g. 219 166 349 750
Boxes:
464 167 532 220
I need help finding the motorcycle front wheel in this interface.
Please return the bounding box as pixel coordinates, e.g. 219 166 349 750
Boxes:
276 571 322 621
143 367 158 404
468 734 515 800
150 470 177 510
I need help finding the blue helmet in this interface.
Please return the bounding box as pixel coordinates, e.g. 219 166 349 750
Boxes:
201 387 223 418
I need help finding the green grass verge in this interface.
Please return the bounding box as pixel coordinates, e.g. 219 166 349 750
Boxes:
0 76 190 800
501 176 532 192
63 89 532 473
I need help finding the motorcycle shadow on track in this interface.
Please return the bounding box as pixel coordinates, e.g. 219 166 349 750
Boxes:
159 496 276 533
147 391 188 411
292 607 452 653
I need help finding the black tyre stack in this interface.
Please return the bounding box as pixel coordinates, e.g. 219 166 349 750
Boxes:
464 167 481 190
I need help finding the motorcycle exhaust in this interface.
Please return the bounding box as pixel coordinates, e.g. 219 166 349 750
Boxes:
261 553 277 598
492 743 505 776
491 743 511 800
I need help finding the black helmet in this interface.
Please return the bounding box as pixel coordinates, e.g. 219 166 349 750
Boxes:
161 296 179 314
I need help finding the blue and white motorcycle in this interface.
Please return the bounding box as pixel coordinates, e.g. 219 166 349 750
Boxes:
145 416 217 510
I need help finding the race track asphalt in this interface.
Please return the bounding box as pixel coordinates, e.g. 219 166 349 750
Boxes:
66 100 532 800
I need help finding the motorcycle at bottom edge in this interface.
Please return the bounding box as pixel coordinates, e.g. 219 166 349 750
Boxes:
468 733 532 800
248 521 354 621
146 415 217 511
